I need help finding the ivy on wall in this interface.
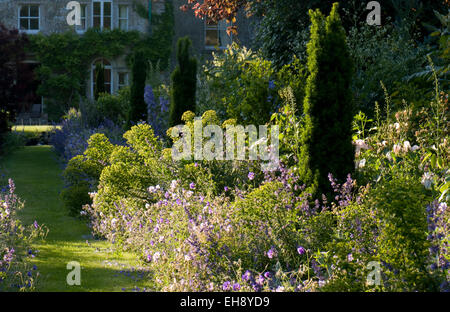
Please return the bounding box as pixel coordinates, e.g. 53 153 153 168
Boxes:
28 0 174 121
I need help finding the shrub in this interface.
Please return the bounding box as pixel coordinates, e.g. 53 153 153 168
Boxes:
97 86 130 126
61 133 115 216
50 108 124 163
169 37 197 126
299 3 355 195
199 43 279 124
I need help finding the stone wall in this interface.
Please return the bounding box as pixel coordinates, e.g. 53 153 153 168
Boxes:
0 0 257 99
0 0 150 34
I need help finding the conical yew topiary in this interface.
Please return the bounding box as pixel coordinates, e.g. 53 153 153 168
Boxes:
299 3 355 196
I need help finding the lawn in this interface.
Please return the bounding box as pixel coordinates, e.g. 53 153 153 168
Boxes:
1 146 153 292
12 125 61 133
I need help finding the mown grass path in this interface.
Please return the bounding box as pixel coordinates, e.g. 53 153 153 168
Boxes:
2 146 151 292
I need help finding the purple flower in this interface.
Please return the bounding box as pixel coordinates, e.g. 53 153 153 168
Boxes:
297 246 306 255
248 172 255 181
223 281 231 291
268 80 275 90
252 283 261 292
224 186 229 192
159 97 169 113
242 270 251 282
233 283 241 291
144 86 156 111
267 247 277 259
264 272 272 279
189 182 195 190
256 275 265 285
33 220 38 229
347 253 354 262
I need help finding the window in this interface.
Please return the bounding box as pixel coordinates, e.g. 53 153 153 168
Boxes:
92 59 112 97
118 72 128 90
76 4 87 33
119 5 128 31
19 5 40 33
93 0 112 30
205 19 232 49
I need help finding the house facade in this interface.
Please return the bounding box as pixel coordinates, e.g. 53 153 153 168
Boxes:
0 0 255 121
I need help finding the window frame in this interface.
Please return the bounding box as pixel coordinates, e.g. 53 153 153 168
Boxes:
118 72 129 90
204 18 233 50
118 5 129 31
92 0 113 30
18 4 40 34
91 58 113 98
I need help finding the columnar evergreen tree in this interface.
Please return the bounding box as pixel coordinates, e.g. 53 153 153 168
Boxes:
169 37 197 126
299 3 355 195
94 63 105 101
129 50 148 125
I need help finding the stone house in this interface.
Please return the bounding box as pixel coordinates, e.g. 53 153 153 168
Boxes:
0 0 255 122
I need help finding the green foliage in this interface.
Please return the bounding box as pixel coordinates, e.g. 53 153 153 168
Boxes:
133 0 175 70
61 182 92 217
0 132 26 157
61 133 115 215
270 87 303 167
224 54 276 125
232 181 304 269
169 37 198 126
367 175 433 291
299 3 355 195
97 86 130 126
128 50 148 125
29 1 174 121
348 19 427 113
29 29 141 121
93 124 167 214
199 43 298 125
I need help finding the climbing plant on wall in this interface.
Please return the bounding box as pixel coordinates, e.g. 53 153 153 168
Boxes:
28 1 174 121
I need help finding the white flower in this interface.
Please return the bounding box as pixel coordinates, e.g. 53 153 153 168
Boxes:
111 218 118 227
184 254 192 261
358 159 366 169
386 152 393 161
153 252 161 261
411 145 420 151
170 180 178 191
275 286 285 292
354 139 370 156
421 172 433 190
438 202 447 213
394 123 400 130
393 144 402 155
403 141 411 152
